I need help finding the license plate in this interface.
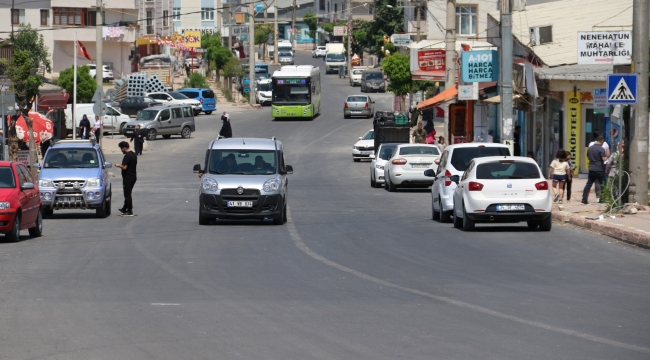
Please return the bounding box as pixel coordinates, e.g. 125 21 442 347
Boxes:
360 151 371 155
125 130 133 134
411 164 430 168
227 201 253 207
351 111 361 114
57 196 79 203
496 204 525 211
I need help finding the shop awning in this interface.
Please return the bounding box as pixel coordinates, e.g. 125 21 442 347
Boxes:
37 92 69 111
482 94 522 104
417 85 458 110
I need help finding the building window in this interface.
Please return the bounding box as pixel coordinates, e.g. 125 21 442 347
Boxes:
40 9 49 26
146 10 154 34
368 5 374 14
163 10 169 27
201 8 214 21
334 4 337 13
172 7 181 20
456 6 477 35
53 8 95 26
319 0 325 11
11 9 20 24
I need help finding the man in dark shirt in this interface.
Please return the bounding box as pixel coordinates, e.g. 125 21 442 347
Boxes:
581 135 608 205
115 141 137 215
513 125 521 156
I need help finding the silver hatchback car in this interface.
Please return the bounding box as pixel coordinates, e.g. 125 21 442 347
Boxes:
193 137 294 225
344 95 375 119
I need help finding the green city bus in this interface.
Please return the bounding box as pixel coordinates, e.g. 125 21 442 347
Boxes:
271 65 321 120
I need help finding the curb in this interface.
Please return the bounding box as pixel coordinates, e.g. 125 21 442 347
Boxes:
552 211 650 248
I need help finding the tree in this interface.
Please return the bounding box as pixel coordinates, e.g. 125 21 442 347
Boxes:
207 46 234 85
254 23 274 60
13 24 51 74
361 0 403 57
304 13 318 49
221 57 245 94
183 72 210 88
57 65 97 103
381 53 411 110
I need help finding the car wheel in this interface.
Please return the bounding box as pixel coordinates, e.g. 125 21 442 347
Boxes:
387 176 397 192
439 199 451 223
42 207 53 218
28 211 43 237
371 172 377 188
539 216 552 231
273 204 287 225
432 200 440 220
146 129 157 140
119 122 126 134
106 196 112 216
453 204 463 228
344 114 350 119
5 214 20 242
199 211 212 225
353 158 360 162
527 220 539 229
462 202 475 231
361 86 365 93
162 135 171 139
194 111 200 116
205 111 212 115
96 198 108 218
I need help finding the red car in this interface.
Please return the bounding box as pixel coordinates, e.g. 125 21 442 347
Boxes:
0 161 43 242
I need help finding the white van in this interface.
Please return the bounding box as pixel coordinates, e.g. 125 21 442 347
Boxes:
277 40 293 56
64 104 131 136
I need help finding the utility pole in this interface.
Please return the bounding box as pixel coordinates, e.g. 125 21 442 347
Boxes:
444 0 456 141
292 0 297 49
230 1 235 51
273 0 278 64
95 0 104 147
629 0 649 205
346 0 351 77
499 0 514 149
415 1 421 43
249 3 256 105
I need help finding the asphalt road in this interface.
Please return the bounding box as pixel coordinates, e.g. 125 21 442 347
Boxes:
1 53 649 360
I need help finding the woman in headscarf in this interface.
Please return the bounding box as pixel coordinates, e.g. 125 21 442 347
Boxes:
219 111 232 138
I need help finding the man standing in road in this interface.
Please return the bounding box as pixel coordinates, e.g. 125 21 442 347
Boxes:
130 124 145 156
220 112 233 138
412 122 427 144
581 135 608 205
115 141 137 216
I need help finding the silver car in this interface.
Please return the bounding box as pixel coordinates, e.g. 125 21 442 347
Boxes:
193 137 294 225
124 105 196 140
279 51 294 65
344 95 374 119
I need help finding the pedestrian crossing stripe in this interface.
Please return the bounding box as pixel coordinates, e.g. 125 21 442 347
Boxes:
609 77 635 101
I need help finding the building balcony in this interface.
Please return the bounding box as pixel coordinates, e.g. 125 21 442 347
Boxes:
51 0 137 9
52 26 137 43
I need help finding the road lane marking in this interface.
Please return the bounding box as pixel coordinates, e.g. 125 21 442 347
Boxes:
151 303 181 306
286 208 650 353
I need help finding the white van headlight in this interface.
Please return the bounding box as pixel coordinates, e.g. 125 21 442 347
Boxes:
39 179 54 188
263 179 280 192
86 178 101 187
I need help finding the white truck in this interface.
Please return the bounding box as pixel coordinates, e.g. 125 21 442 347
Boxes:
349 66 367 86
325 43 346 74
277 41 293 56
139 54 175 91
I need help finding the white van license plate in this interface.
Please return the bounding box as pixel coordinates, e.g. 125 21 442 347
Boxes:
227 201 253 207
496 204 525 211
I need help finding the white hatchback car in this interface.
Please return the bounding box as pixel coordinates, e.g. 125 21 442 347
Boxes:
450 156 552 231
312 46 327 58
384 144 441 191
352 129 375 162
146 91 202 116
369 143 399 187
427 143 511 223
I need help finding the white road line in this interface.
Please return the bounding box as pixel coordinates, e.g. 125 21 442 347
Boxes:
151 303 181 306
286 207 650 354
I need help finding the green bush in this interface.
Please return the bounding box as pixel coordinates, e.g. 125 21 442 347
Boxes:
182 72 209 89
57 65 97 103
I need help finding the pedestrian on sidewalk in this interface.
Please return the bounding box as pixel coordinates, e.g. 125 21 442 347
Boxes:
79 114 91 139
219 111 232 138
588 132 610 200
130 124 145 155
564 152 574 202
548 149 570 203
581 135 608 205
93 115 102 144
115 141 137 216
412 122 427 144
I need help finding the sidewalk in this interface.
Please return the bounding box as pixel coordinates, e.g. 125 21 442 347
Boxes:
551 176 650 248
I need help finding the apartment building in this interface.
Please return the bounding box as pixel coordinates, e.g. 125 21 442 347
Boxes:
0 0 139 78
134 0 173 65
322 0 374 22
171 0 220 37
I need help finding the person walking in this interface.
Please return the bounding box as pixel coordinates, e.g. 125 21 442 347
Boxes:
588 132 610 201
79 114 91 139
581 135 608 205
412 122 427 144
130 124 145 155
92 115 102 144
548 149 570 203
115 141 137 216
564 152 574 202
220 111 233 138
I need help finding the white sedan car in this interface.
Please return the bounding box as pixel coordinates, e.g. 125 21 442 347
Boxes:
369 143 398 187
352 129 374 162
450 156 552 231
384 144 441 191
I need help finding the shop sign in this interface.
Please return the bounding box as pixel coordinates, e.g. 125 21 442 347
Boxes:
17 151 30 167
417 49 445 72
577 31 632 65
390 34 411 47
231 25 249 35
593 88 607 108
566 92 581 175
458 84 478 100
183 31 201 48
180 28 219 35
333 26 347 36
461 50 498 82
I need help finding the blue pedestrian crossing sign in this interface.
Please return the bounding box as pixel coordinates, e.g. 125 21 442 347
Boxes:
607 74 637 105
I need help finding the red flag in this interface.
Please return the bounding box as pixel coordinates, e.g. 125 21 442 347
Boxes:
77 40 93 61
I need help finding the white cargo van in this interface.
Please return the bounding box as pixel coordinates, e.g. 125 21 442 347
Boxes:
64 104 131 136
277 41 293 56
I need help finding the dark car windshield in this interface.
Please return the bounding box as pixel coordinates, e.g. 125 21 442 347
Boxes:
279 52 293 57
378 145 397 160
180 91 199 98
169 92 189 100
136 110 158 120
476 161 541 179
326 54 345 61
258 83 272 91
361 130 374 140
0 167 16 188
44 148 100 168
202 90 215 98
450 147 510 171
399 146 440 156
347 96 368 102
208 150 277 175
365 72 383 80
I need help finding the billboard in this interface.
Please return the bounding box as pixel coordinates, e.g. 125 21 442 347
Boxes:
461 50 499 83
333 26 347 36
183 31 201 48
577 31 632 65
410 49 445 81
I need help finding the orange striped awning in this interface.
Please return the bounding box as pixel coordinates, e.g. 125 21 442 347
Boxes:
417 85 458 110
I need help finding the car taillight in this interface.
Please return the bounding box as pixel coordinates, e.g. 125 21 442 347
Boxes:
444 170 452 186
391 158 407 165
344 103 349 108
434 158 440 165
364 103 369 108
468 182 484 191
535 181 549 190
